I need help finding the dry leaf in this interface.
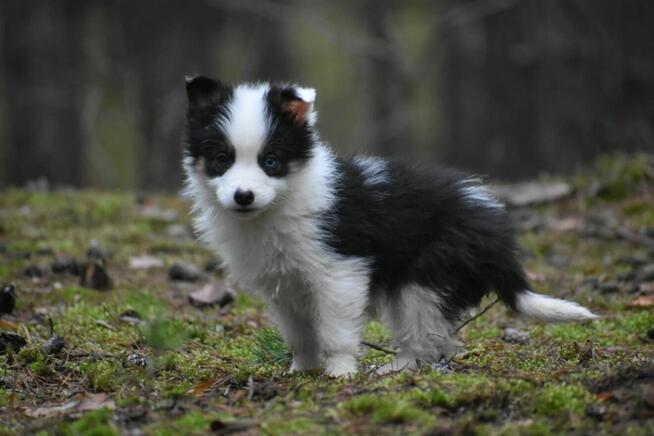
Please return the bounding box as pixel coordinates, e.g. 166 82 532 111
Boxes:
76 393 116 413
189 282 234 307
135 205 178 222
24 393 115 418
95 320 115 330
627 295 654 308
190 379 215 397
129 255 164 270
548 217 580 232
0 319 18 331
493 181 571 206
526 271 545 282
596 391 614 401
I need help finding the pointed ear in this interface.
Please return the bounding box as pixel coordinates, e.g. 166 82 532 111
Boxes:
185 75 228 124
281 86 317 125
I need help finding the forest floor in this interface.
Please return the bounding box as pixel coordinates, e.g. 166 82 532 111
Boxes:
1 154 653 435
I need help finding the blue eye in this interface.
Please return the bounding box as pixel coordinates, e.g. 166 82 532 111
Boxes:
263 156 280 169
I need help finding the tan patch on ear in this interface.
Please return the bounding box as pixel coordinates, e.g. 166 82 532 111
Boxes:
283 100 310 123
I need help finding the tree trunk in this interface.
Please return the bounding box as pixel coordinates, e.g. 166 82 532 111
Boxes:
1 0 85 187
118 0 215 191
360 0 414 157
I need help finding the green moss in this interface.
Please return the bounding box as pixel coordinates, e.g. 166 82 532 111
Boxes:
174 411 214 431
46 286 101 308
2 166 653 435
17 346 43 365
342 394 428 424
538 310 654 346
79 360 123 392
29 359 55 377
59 408 117 436
120 291 170 319
363 321 390 343
519 231 553 258
230 292 266 313
591 153 653 201
160 351 182 372
0 356 8 377
476 420 554 436
155 349 223 386
152 411 232 435
0 390 10 408
623 422 654 436
414 373 531 410
251 328 291 367
261 417 317 435
413 387 454 408
532 384 591 416
622 199 653 216
464 326 502 341
140 318 188 351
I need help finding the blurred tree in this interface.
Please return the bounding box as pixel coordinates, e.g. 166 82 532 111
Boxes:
117 0 217 191
245 0 296 82
0 0 86 187
0 0 653 188
359 0 415 157
438 0 654 179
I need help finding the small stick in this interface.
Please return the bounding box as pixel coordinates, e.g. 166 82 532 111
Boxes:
361 297 501 358
362 297 501 355
615 227 654 252
454 297 500 333
360 341 397 355
246 375 255 401
48 317 54 337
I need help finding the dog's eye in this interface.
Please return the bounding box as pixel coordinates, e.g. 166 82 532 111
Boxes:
212 153 231 168
263 156 280 170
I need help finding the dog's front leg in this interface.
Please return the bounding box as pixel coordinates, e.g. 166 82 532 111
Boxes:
268 297 321 372
312 267 369 377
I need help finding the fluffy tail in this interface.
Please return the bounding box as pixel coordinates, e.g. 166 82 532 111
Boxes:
514 290 598 322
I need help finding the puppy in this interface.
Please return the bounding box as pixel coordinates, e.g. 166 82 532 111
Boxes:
182 77 597 376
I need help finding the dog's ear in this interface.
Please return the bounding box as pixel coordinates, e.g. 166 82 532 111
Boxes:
185 76 229 125
280 86 317 125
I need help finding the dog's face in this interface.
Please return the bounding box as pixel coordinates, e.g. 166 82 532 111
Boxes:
184 77 317 219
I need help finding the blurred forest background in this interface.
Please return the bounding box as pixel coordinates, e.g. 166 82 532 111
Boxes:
0 0 653 191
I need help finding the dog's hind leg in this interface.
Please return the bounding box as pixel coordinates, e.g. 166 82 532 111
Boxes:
376 284 461 374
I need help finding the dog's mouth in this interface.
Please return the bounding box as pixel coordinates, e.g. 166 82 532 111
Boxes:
231 207 261 218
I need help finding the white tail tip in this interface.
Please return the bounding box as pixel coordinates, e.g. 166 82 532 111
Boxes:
515 291 598 322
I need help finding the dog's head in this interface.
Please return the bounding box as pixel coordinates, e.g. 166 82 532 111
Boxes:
184 76 317 219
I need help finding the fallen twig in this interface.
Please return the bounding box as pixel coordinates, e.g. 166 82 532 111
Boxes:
615 227 654 252
361 297 501 356
360 341 397 355
66 351 117 360
455 298 501 333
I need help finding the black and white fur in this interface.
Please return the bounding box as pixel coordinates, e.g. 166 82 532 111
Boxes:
183 77 597 377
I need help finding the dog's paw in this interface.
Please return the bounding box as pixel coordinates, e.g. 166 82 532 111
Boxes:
324 354 358 378
288 360 316 373
371 355 418 376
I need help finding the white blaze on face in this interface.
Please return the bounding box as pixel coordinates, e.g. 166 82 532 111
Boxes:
208 83 286 217
224 84 270 154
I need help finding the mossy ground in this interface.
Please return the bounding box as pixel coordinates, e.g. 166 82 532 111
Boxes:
1 153 653 435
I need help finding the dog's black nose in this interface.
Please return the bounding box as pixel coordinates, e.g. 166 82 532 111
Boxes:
234 189 255 206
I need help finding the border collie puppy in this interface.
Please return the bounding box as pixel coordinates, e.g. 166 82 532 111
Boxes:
183 76 597 376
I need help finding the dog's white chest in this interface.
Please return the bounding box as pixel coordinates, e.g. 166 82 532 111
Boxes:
215 214 327 295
